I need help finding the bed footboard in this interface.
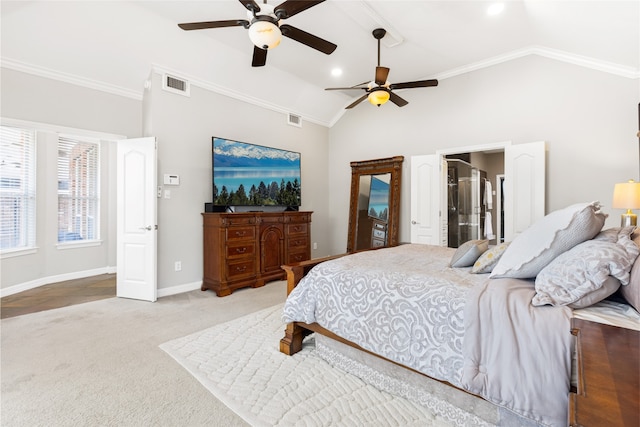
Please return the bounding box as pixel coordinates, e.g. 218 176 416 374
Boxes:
279 255 345 355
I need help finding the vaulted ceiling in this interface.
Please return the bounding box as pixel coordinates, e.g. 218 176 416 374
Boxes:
2 1 638 126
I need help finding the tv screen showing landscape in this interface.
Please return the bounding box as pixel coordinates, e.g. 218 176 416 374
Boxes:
212 137 301 207
368 176 389 221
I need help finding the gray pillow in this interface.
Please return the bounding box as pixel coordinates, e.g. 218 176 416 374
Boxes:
450 240 489 268
532 227 639 307
491 201 606 279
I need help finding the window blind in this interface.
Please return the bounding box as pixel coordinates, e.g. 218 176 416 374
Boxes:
57 135 100 242
0 126 36 251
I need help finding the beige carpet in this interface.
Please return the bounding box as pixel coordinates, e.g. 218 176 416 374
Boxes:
160 304 478 427
1 281 288 426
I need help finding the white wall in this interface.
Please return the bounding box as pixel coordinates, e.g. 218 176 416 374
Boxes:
0 68 142 291
327 56 639 254
146 72 331 292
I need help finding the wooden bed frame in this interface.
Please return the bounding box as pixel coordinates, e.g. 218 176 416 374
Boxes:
278 255 640 427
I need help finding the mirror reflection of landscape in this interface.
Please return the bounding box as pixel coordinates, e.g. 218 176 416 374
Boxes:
368 175 390 221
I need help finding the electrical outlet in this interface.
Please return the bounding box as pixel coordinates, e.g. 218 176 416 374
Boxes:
174 261 181 272
313 242 318 250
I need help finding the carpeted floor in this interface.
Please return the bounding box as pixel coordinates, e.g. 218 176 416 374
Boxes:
1 282 288 426
160 304 456 427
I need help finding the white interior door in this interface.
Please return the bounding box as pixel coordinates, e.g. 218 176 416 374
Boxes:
503 141 546 241
410 154 441 245
117 137 157 302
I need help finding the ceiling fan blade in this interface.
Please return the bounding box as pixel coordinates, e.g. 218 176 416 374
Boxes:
239 0 261 14
274 0 325 19
389 79 439 90
178 19 250 31
252 46 267 67
375 67 390 86
389 92 409 107
325 87 368 91
346 93 369 109
280 24 337 55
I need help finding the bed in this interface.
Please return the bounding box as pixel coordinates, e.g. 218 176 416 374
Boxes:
279 202 640 427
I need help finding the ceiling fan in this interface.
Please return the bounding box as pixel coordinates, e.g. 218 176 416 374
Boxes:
178 0 337 67
326 28 438 109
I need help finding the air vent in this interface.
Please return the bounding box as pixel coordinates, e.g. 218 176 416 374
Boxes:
287 113 302 127
162 74 190 97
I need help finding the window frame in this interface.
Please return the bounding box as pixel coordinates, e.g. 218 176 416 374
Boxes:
0 125 37 255
56 134 101 246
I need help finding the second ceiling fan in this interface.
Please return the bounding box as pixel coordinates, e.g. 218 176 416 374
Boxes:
326 28 438 109
178 0 337 67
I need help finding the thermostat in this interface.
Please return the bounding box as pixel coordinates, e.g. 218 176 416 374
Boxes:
163 174 180 185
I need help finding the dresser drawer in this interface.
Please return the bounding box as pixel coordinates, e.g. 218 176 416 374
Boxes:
226 226 255 241
287 237 308 250
286 223 308 236
287 251 308 264
225 259 255 280
226 242 255 259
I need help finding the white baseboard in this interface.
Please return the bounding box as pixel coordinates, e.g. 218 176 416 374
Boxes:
2 269 202 299
157 280 202 298
1 266 116 298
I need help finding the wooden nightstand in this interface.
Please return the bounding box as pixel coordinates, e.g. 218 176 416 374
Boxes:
569 318 639 426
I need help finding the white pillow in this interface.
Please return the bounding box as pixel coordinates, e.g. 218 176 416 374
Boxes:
532 227 639 307
490 201 606 279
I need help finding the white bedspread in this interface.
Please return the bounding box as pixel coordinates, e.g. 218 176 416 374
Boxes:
282 244 488 386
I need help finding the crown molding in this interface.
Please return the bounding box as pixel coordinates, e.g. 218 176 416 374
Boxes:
435 46 639 81
1 57 143 101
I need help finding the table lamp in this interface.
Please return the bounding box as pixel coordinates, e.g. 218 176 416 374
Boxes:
612 179 640 226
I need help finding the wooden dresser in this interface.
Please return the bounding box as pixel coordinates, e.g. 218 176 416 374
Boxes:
569 318 639 426
202 211 312 297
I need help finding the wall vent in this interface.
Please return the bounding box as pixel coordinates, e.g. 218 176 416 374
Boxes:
162 74 190 97
287 113 302 127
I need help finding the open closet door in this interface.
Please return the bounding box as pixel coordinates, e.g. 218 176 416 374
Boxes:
503 141 546 241
410 155 443 245
116 137 158 302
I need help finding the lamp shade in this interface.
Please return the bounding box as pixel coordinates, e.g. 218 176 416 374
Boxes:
368 90 390 106
612 180 640 209
248 21 281 50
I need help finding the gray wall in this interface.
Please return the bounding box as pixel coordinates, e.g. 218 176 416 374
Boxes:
2 54 638 294
0 68 142 290
327 56 639 254
145 72 331 292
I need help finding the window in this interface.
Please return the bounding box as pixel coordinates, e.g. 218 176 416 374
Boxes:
0 126 36 251
57 135 100 243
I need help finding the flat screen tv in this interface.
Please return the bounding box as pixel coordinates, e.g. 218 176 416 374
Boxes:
212 137 301 208
368 175 389 221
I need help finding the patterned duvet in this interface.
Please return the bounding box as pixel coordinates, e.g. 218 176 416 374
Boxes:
282 244 488 387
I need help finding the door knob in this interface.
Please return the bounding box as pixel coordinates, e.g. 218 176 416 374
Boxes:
139 225 157 231
411 220 419 225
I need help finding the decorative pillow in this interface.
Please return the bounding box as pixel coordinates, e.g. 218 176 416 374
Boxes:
490 201 606 279
568 276 621 309
620 229 640 312
471 242 510 274
532 227 640 307
450 240 489 268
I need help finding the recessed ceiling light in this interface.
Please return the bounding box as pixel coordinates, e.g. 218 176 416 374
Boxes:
487 3 504 16
331 68 343 77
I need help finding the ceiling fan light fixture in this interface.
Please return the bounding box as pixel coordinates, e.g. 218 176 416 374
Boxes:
368 89 390 107
248 20 282 50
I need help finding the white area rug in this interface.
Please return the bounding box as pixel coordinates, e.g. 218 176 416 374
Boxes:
160 304 465 427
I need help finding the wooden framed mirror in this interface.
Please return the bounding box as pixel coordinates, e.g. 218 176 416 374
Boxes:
347 156 404 253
